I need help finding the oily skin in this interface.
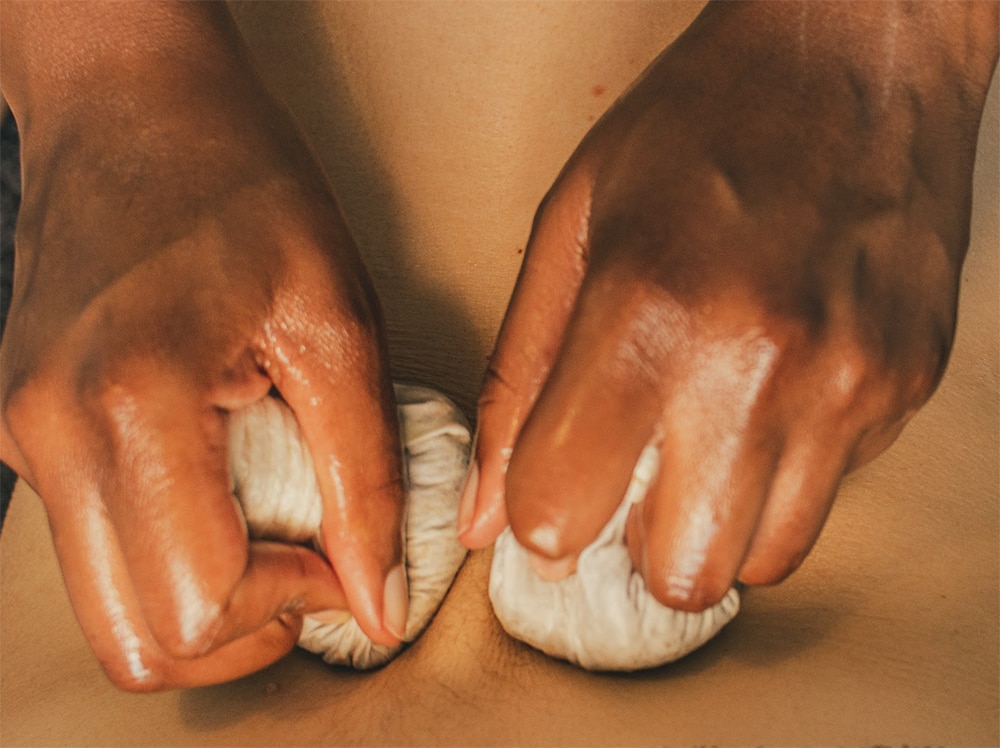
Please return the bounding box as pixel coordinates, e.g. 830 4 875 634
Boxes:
0 0 997 691
0 2 407 690
460 1 999 610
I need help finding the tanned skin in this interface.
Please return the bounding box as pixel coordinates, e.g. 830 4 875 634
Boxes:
2 1 997 689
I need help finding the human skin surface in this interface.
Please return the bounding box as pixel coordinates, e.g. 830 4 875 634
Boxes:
0 0 997 692
0 2 408 689
460 1 999 612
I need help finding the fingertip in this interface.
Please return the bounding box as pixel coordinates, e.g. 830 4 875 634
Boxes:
635 512 748 612
632 497 742 613
316 476 405 647
503 439 630 565
326 561 397 648
338 575 403 649
458 488 508 550
455 459 479 537
526 550 577 581
310 608 353 626
319 534 405 648
737 551 803 587
458 450 509 550
736 493 828 588
641 559 737 614
738 436 847 588
627 412 782 612
381 564 407 642
306 399 406 648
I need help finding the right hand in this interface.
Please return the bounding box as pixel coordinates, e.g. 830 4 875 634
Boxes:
0 2 407 691
460 0 997 610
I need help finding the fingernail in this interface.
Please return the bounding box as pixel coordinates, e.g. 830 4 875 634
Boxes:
382 564 408 641
310 609 353 626
456 460 480 536
527 551 577 582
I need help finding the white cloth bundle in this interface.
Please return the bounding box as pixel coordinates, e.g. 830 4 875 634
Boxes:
228 384 471 669
489 444 740 671
228 384 737 672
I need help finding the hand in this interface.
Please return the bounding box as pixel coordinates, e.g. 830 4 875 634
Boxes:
460 1 998 609
0 2 406 690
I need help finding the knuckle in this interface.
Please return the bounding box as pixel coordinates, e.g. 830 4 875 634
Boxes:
813 309 955 422
147 602 227 661
815 330 949 424
528 183 562 239
2 377 39 439
141 553 246 661
528 164 594 266
2 374 73 481
821 344 871 414
902 332 951 407
73 351 157 420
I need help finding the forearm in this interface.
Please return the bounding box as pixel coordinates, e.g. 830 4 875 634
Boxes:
0 0 323 259
688 1 999 85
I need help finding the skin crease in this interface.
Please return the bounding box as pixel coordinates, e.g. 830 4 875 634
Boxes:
460 1 1000 612
0 0 996 691
0 2 408 690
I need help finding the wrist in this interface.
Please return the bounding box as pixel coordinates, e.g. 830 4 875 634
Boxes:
676 1 998 107
0 2 259 137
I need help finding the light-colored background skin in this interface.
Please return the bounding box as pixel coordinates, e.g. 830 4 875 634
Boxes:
1 2 997 744
223 1 709 415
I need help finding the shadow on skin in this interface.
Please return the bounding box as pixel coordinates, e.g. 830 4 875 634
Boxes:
227 2 486 416
581 577 853 688
176 650 365 733
178 545 850 741
176 552 494 739
721 584 856 668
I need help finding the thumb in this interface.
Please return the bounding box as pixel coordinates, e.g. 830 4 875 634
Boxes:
459 162 596 549
261 261 406 648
